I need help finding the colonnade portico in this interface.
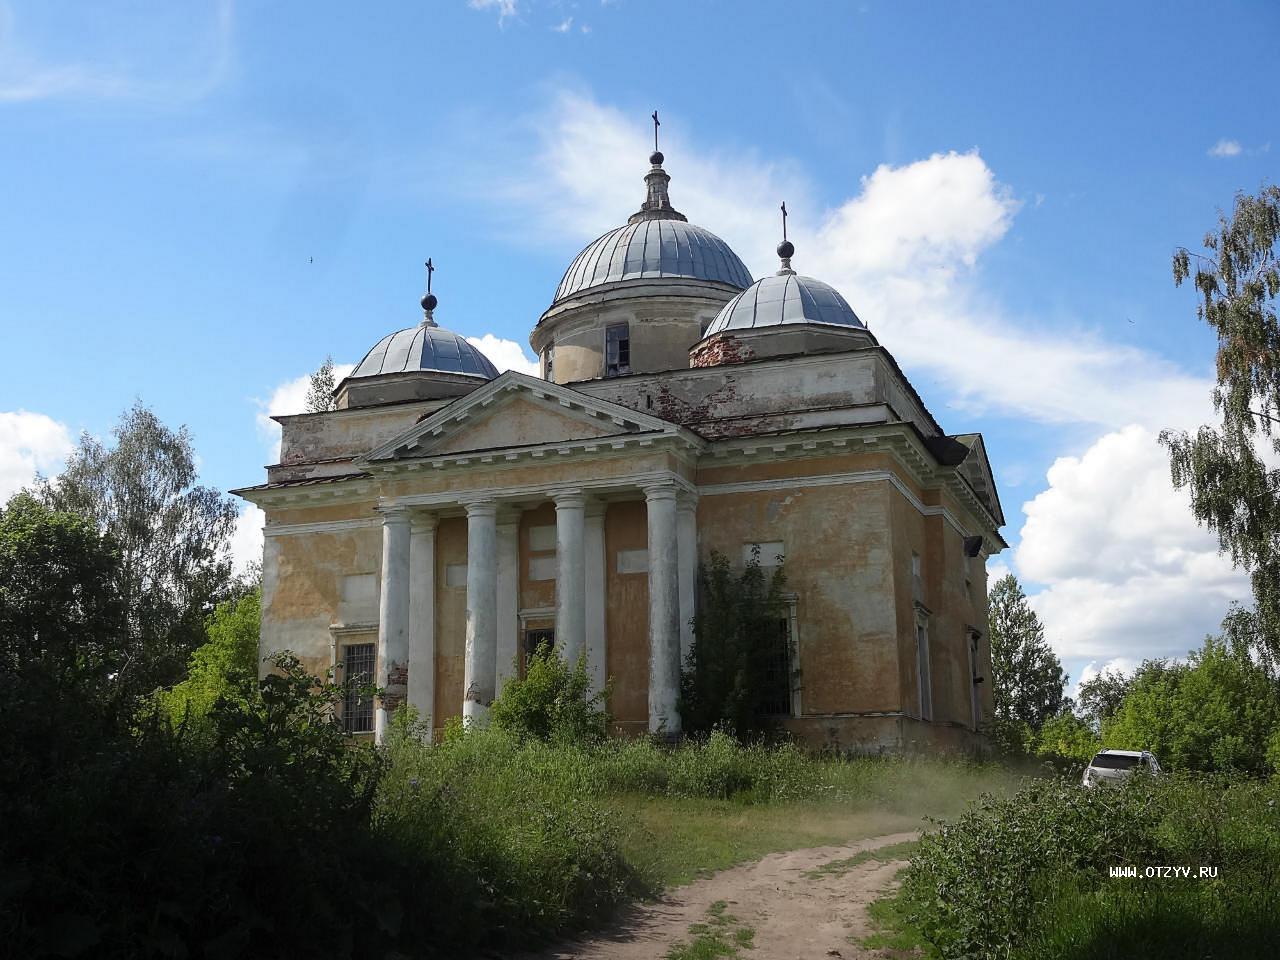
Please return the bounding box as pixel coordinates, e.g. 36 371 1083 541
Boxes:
373 481 696 742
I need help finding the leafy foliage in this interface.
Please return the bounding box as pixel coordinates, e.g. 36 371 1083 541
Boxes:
1075 666 1133 732
1163 185 1280 665
488 642 610 743
307 354 338 412
680 547 791 738
987 574 1067 740
1102 633 1280 774
155 586 261 728
898 774 1280 959
0 492 130 703
1027 710 1100 763
38 401 239 688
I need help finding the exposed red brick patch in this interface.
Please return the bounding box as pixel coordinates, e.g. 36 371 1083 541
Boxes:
690 334 754 368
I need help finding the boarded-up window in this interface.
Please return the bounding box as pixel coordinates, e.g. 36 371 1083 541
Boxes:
445 564 467 587
743 541 785 568
339 574 378 624
616 548 648 574
529 524 557 552
529 555 557 581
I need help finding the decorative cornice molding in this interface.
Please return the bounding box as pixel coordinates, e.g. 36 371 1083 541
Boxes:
264 516 381 538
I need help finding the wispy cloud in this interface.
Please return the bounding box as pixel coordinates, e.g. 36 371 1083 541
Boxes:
552 16 573 32
468 0 519 26
0 0 234 104
1208 138 1242 158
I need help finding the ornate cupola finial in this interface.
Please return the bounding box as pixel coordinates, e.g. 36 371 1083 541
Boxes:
628 110 688 224
420 258 438 327
777 202 796 275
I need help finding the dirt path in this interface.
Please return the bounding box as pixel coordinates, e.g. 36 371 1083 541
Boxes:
521 831 919 960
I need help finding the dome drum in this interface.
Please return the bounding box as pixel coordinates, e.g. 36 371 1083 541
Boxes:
337 322 500 410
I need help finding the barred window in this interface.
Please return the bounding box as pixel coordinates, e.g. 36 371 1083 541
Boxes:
760 617 794 716
342 642 376 734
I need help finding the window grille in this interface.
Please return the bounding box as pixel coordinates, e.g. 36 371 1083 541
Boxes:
605 324 631 377
523 629 556 672
342 642 376 734
760 617 793 716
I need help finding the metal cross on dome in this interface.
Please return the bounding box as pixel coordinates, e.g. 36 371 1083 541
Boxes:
425 258 434 294
781 201 789 242
652 110 660 152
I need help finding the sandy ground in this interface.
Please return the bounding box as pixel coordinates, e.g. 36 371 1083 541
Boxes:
516 831 920 960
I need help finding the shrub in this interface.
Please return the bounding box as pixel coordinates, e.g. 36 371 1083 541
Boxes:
488 643 610 744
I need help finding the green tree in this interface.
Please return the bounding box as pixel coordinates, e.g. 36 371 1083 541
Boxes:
1076 667 1133 732
680 547 791 739
0 492 130 703
1103 630 1280 773
306 354 338 412
39 402 238 689
156 587 261 727
1162 185 1280 667
987 574 1067 738
1029 710 1100 762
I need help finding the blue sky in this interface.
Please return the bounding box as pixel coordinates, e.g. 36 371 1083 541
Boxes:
2 0 1276 691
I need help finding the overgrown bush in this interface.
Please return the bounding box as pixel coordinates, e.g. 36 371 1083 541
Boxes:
896 773 1280 959
488 643 609 743
681 547 792 739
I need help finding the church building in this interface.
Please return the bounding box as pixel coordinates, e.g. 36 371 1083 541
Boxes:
234 136 1006 752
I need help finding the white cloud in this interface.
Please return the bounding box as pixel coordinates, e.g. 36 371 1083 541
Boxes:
227 503 264 576
1015 425 1248 662
510 92 1211 433
0 410 74 502
1070 656 1141 701
552 16 573 32
468 0 519 25
1208 139 1242 158
467 334 540 376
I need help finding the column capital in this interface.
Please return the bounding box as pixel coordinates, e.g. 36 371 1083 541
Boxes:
410 511 438 534
377 503 413 523
642 482 679 503
676 492 699 514
553 488 587 509
462 499 498 519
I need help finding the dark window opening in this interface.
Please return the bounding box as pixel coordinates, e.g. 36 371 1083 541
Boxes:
523 628 555 671
760 617 793 716
545 342 555 381
342 642 376 734
605 323 631 377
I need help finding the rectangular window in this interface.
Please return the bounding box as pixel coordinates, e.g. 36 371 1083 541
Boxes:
760 615 795 716
544 341 555 381
916 621 933 722
605 323 631 377
523 628 555 670
743 541 785 568
342 642 376 734
968 630 981 731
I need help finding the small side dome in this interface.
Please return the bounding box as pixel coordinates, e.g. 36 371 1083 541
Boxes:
351 325 499 380
704 273 864 336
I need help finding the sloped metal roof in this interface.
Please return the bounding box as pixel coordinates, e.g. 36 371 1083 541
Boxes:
553 219 752 304
704 272 864 335
350 324 499 380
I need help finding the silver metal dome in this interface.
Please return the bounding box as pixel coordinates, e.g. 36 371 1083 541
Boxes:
704 273 864 336
553 219 753 304
351 324 499 380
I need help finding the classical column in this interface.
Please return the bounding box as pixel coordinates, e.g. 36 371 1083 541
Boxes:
495 509 521 695
463 501 498 724
408 512 436 739
677 494 698 666
584 500 607 696
375 505 411 743
555 490 587 665
644 483 681 736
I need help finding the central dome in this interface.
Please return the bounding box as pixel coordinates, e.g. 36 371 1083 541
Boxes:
553 219 752 304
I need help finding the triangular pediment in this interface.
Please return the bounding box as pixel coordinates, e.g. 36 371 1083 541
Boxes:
360 371 685 463
954 433 1005 527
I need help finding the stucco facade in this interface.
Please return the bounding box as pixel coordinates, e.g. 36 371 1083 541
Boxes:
235 145 1006 752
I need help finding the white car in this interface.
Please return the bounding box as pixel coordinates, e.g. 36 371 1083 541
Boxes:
1081 749 1163 788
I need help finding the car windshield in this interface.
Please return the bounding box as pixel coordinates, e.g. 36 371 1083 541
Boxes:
1091 753 1142 770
